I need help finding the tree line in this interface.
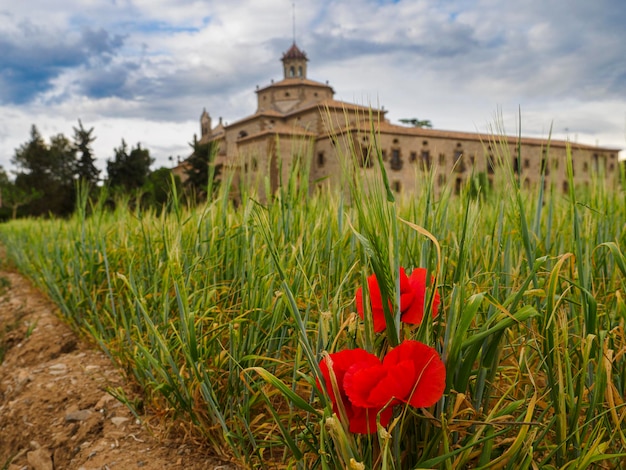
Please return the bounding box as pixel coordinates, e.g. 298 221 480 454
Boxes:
0 122 221 221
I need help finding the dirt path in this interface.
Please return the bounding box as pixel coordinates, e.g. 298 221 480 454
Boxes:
0 262 239 470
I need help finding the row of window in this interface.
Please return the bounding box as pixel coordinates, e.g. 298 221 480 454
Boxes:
386 175 587 196
316 148 617 176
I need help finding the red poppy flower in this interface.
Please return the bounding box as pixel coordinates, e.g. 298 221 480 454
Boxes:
317 349 394 434
317 341 446 434
343 340 445 410
381 340 446 408
402 268 441 327
355 267 439 332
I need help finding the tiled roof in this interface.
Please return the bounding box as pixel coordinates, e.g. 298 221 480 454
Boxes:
256 77 333 92
225 109 284 127
326 120 620 151
237 122 316 142
315 99 385 114
282 42 308 61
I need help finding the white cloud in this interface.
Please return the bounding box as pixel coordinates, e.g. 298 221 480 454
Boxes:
1 0 624 176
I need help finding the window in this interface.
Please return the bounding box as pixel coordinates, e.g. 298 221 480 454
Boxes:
541 158 549 176
252 158 258 171
513 157 519 174
583 162 588 172
420 150 431 169
455 177 463 195
289 66 295 77
438 174 446 186
562 181 569 193
359 147 374 168
423 140 428 146
487 155 495 174
381 150 387 161
285 92 290 97
409 151 417 162
552 158 559 170
390 149 403 170
298 66 303 77
454 151 465 173
238 130 248 139
317 152 325 168
439 153 445 165
393 180 401 192
524 159 530 169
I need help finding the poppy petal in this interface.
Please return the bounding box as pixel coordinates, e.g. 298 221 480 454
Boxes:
383 340 446 408
399 267 416 313
348 404 394 434
344 362 388 408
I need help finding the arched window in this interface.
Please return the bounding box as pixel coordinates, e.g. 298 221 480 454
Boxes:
290 66 295 77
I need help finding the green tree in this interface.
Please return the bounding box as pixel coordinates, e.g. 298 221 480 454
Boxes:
184 135 222 201
141 167 182 211
399 118 433 128
0 167 9 220
106 141 154 192
0 166 41 220
73 120 100 186
11 125 76 216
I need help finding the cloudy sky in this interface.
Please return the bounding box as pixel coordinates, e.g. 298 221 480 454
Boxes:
1 0 625 175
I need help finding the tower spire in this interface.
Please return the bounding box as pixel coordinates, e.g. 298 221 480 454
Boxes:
292 2 296 44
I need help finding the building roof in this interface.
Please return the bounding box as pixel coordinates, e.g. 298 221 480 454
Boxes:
282 42 308 61
314 98 385 115
383 123 620 152
324 119 620 152
256 77 333 93
237 122 316 143
223 98 386 130
223 109 285 128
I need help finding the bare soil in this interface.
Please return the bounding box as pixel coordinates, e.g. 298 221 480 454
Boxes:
0 258 240 470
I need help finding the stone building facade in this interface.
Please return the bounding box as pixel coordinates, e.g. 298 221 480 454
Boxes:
190 43 620 199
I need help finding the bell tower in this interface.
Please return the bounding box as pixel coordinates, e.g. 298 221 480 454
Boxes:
281 42 308 79
200 108 211 137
